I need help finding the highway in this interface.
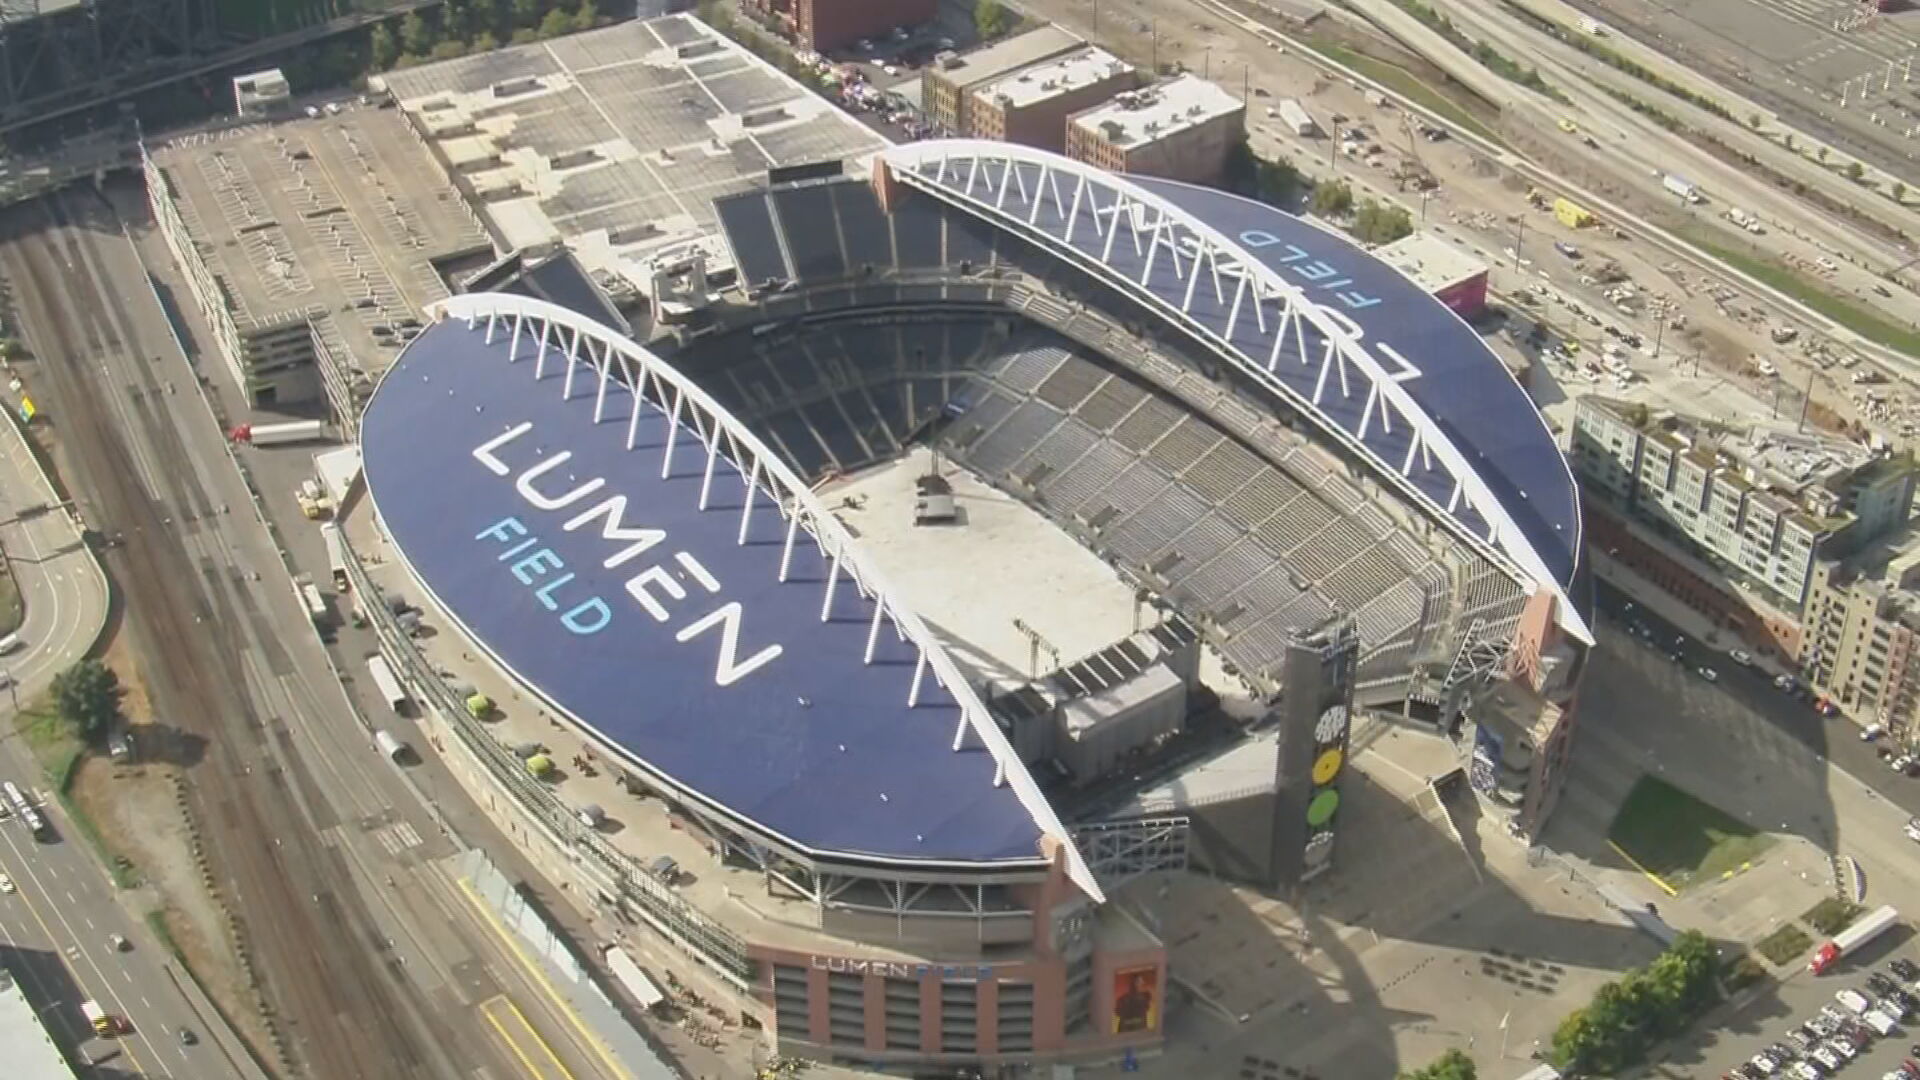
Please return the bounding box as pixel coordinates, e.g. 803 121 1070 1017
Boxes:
0 181 627 1080
1193 0 1920 378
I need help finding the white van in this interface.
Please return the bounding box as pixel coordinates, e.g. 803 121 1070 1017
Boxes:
0 633 20 655
1862 1008 1896 1035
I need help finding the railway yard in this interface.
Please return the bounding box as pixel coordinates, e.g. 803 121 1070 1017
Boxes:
0 181 634 1079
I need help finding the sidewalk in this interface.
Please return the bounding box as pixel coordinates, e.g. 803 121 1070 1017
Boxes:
1590 552 1796 683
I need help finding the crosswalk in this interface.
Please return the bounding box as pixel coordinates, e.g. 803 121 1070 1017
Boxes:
371 820 423 856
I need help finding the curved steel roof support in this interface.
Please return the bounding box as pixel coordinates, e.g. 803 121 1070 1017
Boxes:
880 141 1591 645
424 294 1103 896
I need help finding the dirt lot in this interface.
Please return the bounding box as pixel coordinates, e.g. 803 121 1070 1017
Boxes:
71 633 276 1059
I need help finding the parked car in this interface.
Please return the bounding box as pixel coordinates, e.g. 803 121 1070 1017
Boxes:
1732 649 1754 665
1699 666 1720 682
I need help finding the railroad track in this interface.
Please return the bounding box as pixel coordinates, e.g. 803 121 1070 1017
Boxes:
0 192 459 1079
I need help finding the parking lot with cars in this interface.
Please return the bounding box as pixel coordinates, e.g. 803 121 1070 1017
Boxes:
1720 953 1920 1080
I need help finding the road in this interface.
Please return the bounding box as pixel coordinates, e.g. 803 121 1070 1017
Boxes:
0 182 623 1080
0 374 108 704
0 794 256 1079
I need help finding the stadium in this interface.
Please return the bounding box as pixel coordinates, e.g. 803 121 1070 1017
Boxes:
351 138 1591 1072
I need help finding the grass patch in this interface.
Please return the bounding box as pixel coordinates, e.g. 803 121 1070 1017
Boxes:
1725 950 1771 992
12 693 83 787
55 786 139 888
144 910 181 960
1754 924 1814 966
1297 35 1505 148
12 696 137 888
1803 897 1864 936
0 570 20 637
1608 774 1775 891
1681 228 1920 358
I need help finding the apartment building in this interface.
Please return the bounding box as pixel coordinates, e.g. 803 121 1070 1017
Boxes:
966 46 1136 153
921 25 1086 137
1064 75 1246 184
1570 397 1915 653
741 0 938 52
1803 543 1920 750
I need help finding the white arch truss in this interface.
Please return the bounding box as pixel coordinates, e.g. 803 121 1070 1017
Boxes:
429 292 1105 903
879 140 1591 646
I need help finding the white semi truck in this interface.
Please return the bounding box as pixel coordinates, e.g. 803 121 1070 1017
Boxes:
229 420 327 446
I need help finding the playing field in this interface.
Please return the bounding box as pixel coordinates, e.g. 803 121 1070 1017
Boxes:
1607 774 1775 892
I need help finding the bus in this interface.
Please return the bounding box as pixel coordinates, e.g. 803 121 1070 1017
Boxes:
3 779 48 839
321 523 349 592
299 581 329 627
366 654 408 714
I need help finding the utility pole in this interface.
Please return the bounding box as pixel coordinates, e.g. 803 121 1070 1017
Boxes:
1650 313 1667 361
1512 214 1526 270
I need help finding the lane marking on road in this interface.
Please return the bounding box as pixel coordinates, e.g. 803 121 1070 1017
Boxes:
0 818 160 1077
455 877 632 1080
480 994 575 1080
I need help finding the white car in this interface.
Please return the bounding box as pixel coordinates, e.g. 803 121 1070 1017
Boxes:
1811 1046 1843 1071
1731 649 1753 665
1862 1007 1897 1035
1838 987 1873 1014
0 873 12 894
1698 666 1720 682
1823 1036 1856 1060
881 63 901 77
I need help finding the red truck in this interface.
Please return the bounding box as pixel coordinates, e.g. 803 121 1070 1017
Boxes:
1809 904 1899 974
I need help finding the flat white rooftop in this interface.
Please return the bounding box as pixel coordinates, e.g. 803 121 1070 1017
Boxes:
0 971 74 1080
934 24 1084 87
1374 231 1489 292
820 447 1141 690
376 15 886 288
974 46 1132 111
1070 74 1243 149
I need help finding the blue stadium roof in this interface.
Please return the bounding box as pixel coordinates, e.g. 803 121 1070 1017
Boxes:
1132 178 1581 588
361 319 1050 868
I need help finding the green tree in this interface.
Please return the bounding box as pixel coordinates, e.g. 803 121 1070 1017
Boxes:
512 0 543 29
574 0 600 30
1893 180 1907 203
975 0 1013 39
1258 157 1301 204
1310 179 1354 218
538 7 573 38
369 23 398 70
470 30 500 54
1747 111 1762 129
400 11 433 55
442 0 474 41
510 27 540 44
1352 199 1414 244
52 659 122 742
1816 145 1829 164
1846 160 1865 181
1399 1048 1477 1080
430 39 470 60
